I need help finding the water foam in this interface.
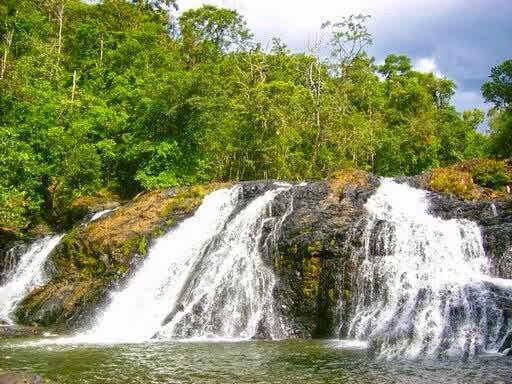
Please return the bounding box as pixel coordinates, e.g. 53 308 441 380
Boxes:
346 179 512 358
0 235 63 324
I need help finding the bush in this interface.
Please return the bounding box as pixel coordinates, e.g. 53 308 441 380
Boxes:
329 168 369 197
470 160 510 189
428 168 479 200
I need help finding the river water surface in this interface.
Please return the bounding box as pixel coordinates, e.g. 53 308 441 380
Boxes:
1 339 511 384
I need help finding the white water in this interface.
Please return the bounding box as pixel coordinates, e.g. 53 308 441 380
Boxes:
66 185 290 344
156 187 292 340
0 235 63 324
490 203 498 217
88 208 117 223
347 179 512 358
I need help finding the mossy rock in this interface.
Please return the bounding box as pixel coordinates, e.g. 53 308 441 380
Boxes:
328 169 369 199
302 256 321 297
15 183 230 328
453 159 511 190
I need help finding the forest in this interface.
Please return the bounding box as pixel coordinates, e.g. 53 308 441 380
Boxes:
0 0 511 236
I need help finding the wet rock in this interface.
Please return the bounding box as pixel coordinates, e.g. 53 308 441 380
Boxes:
14 184 227 329
240 180 284 199
161 303 185 327
251 318 272 340
0 373 45 384
499 332 512 353
271 177 378 338
0 325 45 339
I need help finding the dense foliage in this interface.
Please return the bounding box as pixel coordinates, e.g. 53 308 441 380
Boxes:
0 0 505 235
483 60 512 159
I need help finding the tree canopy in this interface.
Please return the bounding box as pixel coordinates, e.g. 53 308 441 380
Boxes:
0 0 500 236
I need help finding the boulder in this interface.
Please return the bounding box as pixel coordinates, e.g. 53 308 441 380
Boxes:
0 373 45 384
0 325 44 339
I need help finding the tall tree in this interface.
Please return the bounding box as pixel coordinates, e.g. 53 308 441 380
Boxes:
482 59 512 110
179 5 253 53
483 60 512 158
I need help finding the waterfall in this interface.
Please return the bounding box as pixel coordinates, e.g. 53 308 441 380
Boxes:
345 179 512 358
0 235 63 325
156 186 292 340
0 245 22 284
490 203 498 217
72 184 290 343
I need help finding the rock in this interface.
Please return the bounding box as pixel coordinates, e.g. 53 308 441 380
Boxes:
499 332 512 353
270 177 378 338
14 184 229 329
161 303 185 327
251 318 272 340
0 325 44 339
0 373 45 384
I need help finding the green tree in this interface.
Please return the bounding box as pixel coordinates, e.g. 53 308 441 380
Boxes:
482 59 512 109
179 5 253 53
483 60 512 158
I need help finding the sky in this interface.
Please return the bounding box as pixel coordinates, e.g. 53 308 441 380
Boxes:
178 0 512 117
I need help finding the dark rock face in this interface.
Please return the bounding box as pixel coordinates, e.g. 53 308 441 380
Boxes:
268 177 379 338
499 332 512 353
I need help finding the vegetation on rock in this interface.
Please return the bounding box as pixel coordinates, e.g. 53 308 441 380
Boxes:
423 159 511 200
14 183 225 327
329 169 369 199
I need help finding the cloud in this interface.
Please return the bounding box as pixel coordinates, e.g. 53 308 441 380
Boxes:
452 90 490 113
414 58 445 78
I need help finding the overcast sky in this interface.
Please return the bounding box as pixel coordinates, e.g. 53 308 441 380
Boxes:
178 0 512 115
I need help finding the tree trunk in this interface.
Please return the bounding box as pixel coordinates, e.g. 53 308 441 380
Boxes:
57 2 64 57
309 59 323 176
0 31 13 80
71 70 77 100
100 37 104 62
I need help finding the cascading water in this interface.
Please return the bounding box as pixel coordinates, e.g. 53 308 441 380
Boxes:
345 179 512 358
72 185 291 343
0 235 63 324
0 245 23 284
156 186 292 340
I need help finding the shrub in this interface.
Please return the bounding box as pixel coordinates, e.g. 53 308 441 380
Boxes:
428 168 479 200
329 168 369 197
470 160 510 189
